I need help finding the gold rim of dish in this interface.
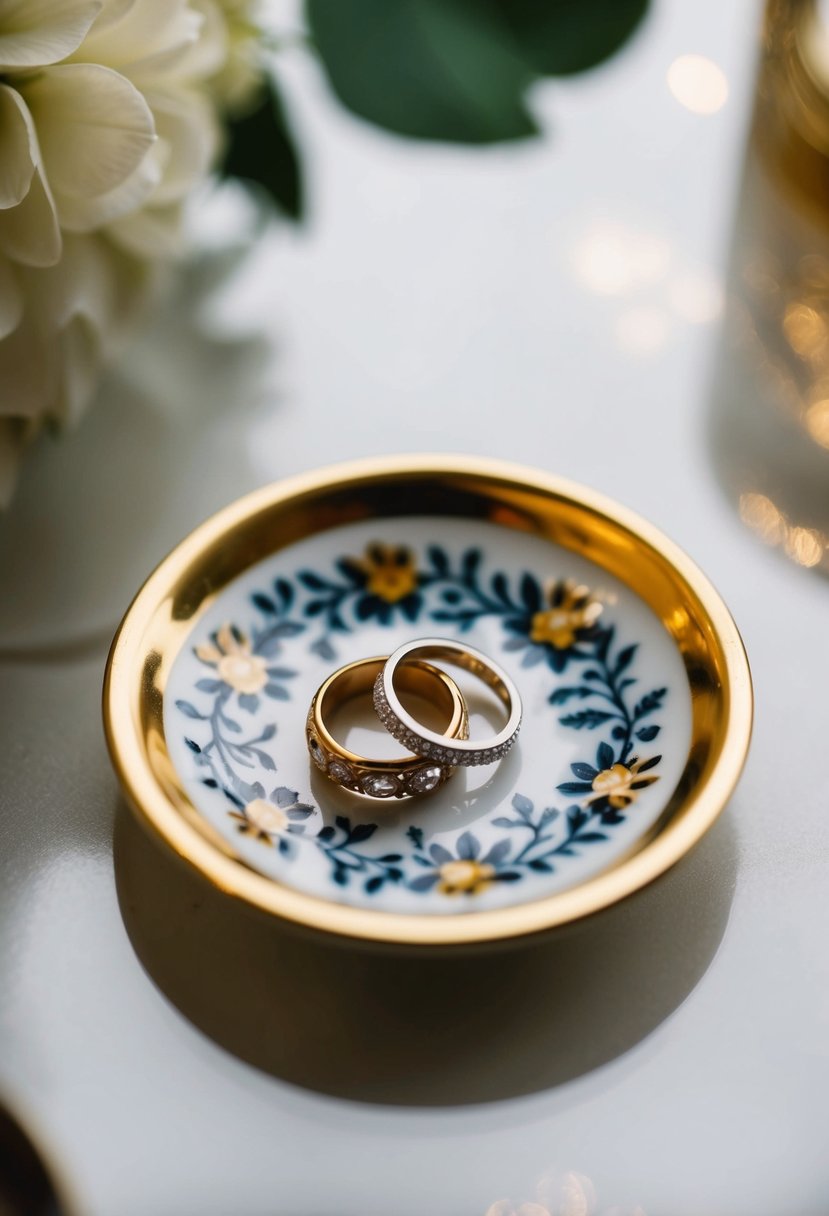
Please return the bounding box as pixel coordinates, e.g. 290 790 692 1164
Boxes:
102 455 753 947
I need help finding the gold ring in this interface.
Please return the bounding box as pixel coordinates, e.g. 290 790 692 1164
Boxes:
306 655 469 798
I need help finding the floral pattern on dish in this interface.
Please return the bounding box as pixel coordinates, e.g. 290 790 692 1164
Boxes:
171 539 670 901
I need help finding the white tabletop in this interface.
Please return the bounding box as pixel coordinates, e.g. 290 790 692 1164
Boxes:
3 1 828 1213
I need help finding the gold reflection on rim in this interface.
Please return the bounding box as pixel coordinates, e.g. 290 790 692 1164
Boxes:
102 455 753 948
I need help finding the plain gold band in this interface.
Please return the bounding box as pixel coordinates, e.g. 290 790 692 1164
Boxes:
306 655 470 799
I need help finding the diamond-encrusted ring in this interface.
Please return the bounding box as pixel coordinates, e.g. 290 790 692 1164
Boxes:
374 638 522 768
306 655 469 799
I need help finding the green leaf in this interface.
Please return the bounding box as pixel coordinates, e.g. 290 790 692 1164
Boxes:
221 75 303 219
307 0 538 144
495 0 649 77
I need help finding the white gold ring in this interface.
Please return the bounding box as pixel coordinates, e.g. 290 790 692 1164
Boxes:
373 637 522 767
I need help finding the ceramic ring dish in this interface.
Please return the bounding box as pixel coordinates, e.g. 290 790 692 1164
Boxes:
104 456 753 948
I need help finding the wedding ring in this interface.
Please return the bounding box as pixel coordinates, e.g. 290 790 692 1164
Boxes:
373 637 522 767
307 655 469 798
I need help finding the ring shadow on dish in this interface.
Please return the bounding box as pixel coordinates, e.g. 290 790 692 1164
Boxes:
114 800 737 1107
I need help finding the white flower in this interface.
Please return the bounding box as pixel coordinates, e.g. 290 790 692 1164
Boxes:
0 0 262 504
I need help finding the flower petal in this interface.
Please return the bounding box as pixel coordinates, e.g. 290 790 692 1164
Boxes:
0 162 61 267
21 64 155 205
106 199 184 257
76 0 202 77
22 232 149 350
55 134 162 233
217 622 236 654
0 85 36 209
0 254 22 339
169 0 228 81
143 87 218 206
195 640 221 663
0 0 102 68
0 312 58 418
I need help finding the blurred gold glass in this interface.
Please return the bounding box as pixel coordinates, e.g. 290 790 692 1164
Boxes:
711 0 829 572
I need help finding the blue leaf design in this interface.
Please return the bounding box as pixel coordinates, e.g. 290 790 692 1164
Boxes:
410 873 439 891
461 548 482 585
571 762 598 781
274 578 294 609
176 700 205 720
560 709 615 729
252 593 276 614
613 644 638 677
491 572 510 604
512 793 534 819
429 842 453 864
549 686 592 705
270 621 305 638
400 596 420 622
597 741 614 770
298 571 328 590
184 738 201 753
255 634 284 657
456 831 479 860
558 781 592 795
567 807 587 830
520 572 541 612
634 688 667 719
195 678 223 693
349 822 377 845
483 839 512 865
636 725 660 741
427 545 449 575
311 637 337 661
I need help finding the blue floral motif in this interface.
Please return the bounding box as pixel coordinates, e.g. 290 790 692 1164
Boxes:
172 540 670 897
404 797 615 894
315 816 405 894
226 785 314 857
292 543 424 658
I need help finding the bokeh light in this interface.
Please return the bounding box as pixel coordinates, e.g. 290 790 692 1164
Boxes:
667 54 729 114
